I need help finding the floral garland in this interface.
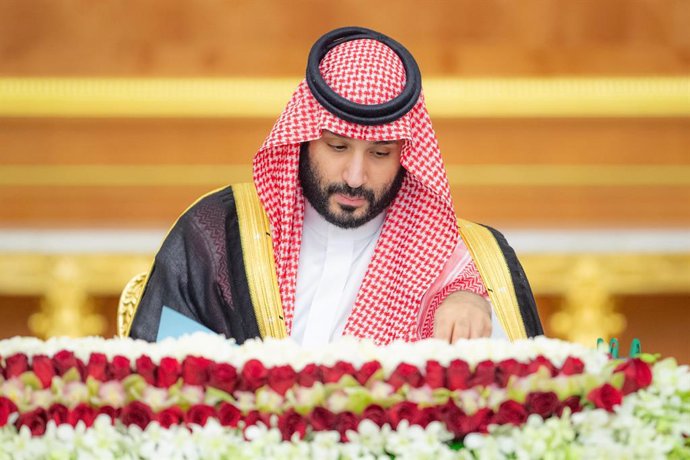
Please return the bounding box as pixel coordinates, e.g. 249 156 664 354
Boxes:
0 334 688 459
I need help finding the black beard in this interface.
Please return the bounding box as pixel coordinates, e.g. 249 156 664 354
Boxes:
298 143 406 229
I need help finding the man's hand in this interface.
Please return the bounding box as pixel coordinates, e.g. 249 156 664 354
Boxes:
433 291 492 342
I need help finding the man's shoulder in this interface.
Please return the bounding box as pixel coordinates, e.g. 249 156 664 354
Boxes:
176 185 239 230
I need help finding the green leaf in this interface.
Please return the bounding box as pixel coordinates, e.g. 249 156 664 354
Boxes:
344 387 373 414
640 353 661 364
448 440 465 451
61 367 81 383
86 376 100 396
122 374 147 401
19 371 42 390
204 386 235 405
609 372 625 390
338 374 360 388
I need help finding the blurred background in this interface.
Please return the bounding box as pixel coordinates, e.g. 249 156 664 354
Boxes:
0 0 688 361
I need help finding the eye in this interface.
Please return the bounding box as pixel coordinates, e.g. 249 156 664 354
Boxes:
373 151 391 158
328 143 347 152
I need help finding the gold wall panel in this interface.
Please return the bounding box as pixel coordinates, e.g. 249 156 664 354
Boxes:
1 78 688 118
1 0 688 76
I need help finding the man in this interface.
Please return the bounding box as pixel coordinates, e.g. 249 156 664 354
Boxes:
129 27 542 345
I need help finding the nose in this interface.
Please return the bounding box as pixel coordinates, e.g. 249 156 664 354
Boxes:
342 152 366 189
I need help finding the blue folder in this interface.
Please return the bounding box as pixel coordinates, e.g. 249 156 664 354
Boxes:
156 306 214 341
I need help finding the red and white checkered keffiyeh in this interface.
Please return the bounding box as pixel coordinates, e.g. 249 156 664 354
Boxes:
253 38 486 344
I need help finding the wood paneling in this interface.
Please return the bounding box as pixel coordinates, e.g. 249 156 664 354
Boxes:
1 117 687 228
1 118 689 165
1 0 688 76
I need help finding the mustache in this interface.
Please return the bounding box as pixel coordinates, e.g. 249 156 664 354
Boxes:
327 184 375 202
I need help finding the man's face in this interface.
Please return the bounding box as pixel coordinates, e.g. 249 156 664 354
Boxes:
299 130 405 229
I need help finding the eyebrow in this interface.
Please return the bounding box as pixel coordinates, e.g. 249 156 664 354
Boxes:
325 131 398 146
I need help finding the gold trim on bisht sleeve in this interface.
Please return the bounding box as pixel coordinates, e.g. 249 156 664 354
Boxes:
117 272 149 337
457 219 528 341
233 183 287 339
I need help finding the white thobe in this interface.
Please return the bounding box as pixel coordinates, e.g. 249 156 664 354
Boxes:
292 202 507 346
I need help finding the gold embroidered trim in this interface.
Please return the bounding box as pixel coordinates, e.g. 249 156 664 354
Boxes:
117 272 149 337
233 183 287 339
457 219 527 341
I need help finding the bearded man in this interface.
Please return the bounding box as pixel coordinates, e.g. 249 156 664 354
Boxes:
128 27 543 345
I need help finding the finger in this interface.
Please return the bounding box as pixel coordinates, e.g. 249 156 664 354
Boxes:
451 320 470 343
433 317 454 342
483 320 493 338
469 319 483 339
471 317 489 339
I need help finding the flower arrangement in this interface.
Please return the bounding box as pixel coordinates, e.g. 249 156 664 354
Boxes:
0 334 687 459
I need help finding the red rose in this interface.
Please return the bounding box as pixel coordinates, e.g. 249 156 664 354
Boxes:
0 397 19 426
389 363 423 390
459 407 492 435
68 403 97 427
135 355 157 385
32 355 56 388
355 361 381 385
47 403 69 425
267 364 297 396
5 353 29 378
15 408 48 436
526 391 560 418
493 400 527 426
309 406 336 431
587 383 623 412
86 353 109 381
98 405 119 421
560 356 585 376
469 360 496 387
321 361 356 384
448 359 471 391
557 395 582 416
412 406 437 428
120 401 155 429
278 409 307 440
156 357 181 388
495 359 527 387
437 401 464 437
614 358 653 395
425 360 446 389
208 362 238 394
388 401 418 428
111 355 132 380
53 349 83 377
527 356 557 377
243 410 270 428
335 411 359 442
185 404 216 426
181 356 213 386
362 404 387 427
239 359 268 391
217 402 241 427
296 363 321 387
157 406 184 428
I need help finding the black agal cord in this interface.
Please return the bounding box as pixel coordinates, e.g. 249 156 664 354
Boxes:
306 27 422 126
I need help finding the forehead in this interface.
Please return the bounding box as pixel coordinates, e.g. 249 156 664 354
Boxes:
321 130 400 146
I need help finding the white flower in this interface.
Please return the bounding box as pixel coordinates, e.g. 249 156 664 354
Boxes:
97 380 126 407
140 386 171 411
60 381 89 407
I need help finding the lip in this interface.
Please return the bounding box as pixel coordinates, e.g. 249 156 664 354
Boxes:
334 193 366 206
